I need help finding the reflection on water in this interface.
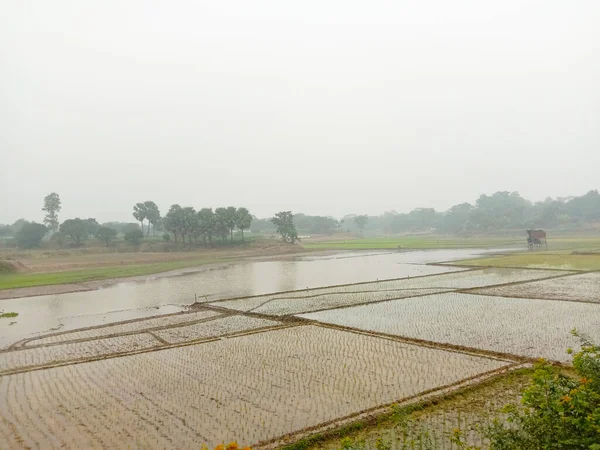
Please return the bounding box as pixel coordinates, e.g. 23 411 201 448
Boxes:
0 248 502 347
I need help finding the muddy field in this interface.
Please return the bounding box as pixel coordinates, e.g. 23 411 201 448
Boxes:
0 325 511 449
301 292 600 362
473 271 600 303
1 249 598 448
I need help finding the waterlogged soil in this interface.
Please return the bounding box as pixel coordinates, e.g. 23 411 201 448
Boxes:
473 272 600 303
300 292 600 362
0 249 501 348
0 334 160 373
211 268 566 316
0 326 509 449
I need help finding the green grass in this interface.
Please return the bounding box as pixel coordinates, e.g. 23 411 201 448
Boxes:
281 369 534 450
303 236 600 251
455 253 600 271
0 312 18 319
303 236 523 250
0 257 226 290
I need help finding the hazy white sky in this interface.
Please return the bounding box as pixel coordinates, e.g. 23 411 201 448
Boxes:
1 0 598 223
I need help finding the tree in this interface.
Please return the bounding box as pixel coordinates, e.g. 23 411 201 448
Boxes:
354 215 368 232
181 207 198 244
85 218 100 237
15 222 47 249
143 201 161 236
225 206 238 241
164 205 184 244
214 208 230 243
271 211 298 243
0 225 12 237
198 208 216 245
42 193 62 231
133 203 148 234
59 218 89 245
487 332 600 449
442 203 473 233
235 207 252 242
96 226 117 247
124 229 144 246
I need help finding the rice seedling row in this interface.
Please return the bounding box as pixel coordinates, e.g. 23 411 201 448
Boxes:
300 293 600 362
154 315 280 343
23 310 222 347
0 334 161 373
472 272 600 303
0 326 510 448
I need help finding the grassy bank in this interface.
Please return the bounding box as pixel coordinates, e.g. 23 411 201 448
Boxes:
303 236 522 250
0 257 226 290
455 252 600 271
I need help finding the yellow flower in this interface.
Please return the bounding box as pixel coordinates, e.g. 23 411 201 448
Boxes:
226 442 239 450
214 444 225 450
560 395 572 403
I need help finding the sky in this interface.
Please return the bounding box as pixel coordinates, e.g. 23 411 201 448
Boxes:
1 0 599 224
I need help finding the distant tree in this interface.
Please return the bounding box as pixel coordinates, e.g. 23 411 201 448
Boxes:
15 222 47 249
133 203 148 234
96 226 117 247
250 216 276 234
198 208 216 245
566 190 600 222
225 206 238 241
49 231 67 249
214 208 230 243
0 225 12 237
181 207 197 244
162 233 171 242
60 219 89 245
354 215 368 232
164 205 184 244
42 193 62 231
124 229 144 246
442 203 474 233
11 219 28 235
85 218 100 237
271 211 298 243
235 207 252 241
143 201 161 236
101 222 140 235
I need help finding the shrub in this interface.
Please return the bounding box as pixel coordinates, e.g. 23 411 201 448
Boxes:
486 331 600 449
124 229 144 246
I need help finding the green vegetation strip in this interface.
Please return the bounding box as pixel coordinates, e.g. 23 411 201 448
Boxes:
0 257 226 290
280 368 534 450
0 312 18 319
303 236 522 250
455 253 600 271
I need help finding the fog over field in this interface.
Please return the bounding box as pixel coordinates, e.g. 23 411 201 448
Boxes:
1 1 598 223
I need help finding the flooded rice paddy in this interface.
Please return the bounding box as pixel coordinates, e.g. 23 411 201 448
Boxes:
300 292 600 362
0 326 510 449
0 249 497 348
1 247 598 447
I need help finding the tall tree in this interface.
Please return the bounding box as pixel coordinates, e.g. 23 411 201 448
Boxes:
214 208 230 243
133 203 148 234
164 205 184 244
143 201 161 236
181 207 198 244
271 211 298 243
225 206 238 241
235 207 252 242
198 208 216 245
15 222 47 249
42 193 62 231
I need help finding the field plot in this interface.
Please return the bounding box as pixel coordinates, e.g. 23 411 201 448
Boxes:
300 293 600 362
473 272 600 303
155 315 279 343
0 326 510 448
210 268 566 316
23 310 222 346
0 334 159 373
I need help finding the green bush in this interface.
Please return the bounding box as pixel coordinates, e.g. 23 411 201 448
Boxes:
0 261 16 273
486 331 600 449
